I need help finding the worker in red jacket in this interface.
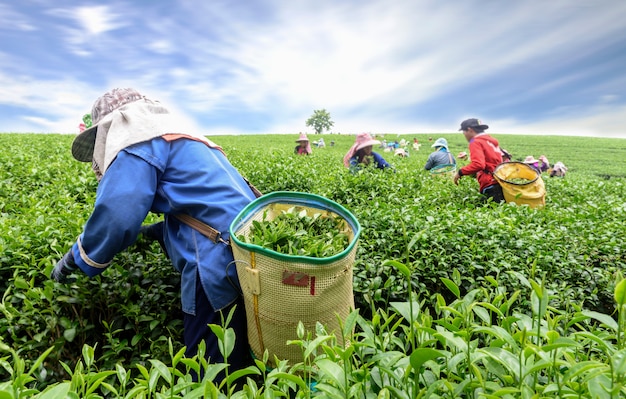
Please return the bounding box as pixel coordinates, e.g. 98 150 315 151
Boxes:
453 118 504 202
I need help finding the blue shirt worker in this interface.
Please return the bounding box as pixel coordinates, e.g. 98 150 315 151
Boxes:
50 88 256 379
424 137 456 171
343 132 391 171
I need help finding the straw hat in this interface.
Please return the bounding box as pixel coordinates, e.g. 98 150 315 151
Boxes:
553 161 567 173
354 132 380 151
524 155 539 164
342 133 381 167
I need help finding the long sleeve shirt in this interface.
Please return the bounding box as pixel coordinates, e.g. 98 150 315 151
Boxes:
459 133 503 192
69 137 256 314
349 152 390 171
424 148 455 170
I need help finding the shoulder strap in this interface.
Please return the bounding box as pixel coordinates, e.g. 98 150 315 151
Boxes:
174 213 230 245
243 177 263 198
174 176 263 246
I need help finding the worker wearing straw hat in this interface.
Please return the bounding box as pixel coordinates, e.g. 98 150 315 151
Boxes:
295 132 312 155
525 155 550 172
343 132 391 171
550 161 568 177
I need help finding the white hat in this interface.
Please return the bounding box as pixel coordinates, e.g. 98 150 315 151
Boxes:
431 138 448 149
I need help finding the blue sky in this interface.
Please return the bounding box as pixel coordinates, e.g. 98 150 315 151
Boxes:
1 0 625 138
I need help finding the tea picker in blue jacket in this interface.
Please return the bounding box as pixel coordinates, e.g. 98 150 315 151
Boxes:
51 88 256 380
424 137 456 171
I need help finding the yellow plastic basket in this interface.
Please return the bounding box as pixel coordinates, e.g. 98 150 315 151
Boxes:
493 162 546 208
229 191 360 365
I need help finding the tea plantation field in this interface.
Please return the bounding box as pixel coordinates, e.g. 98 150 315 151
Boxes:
1 132 625 397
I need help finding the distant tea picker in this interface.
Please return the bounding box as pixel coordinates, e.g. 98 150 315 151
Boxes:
343 132 391 171
550 161 568 177
78 113 92 133
453 118 505 202
424 138 455 172
295 132 312 155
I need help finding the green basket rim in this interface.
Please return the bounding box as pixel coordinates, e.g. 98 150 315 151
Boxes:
429 163 456 174
229 191 361 265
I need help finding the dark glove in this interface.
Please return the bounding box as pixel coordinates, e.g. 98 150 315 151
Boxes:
140 222 163 241
139 222 169 258
51 251 78 283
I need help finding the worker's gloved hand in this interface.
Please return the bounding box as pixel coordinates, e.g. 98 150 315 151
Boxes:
51 251 78 283
139 222 169 258
140 222 163 242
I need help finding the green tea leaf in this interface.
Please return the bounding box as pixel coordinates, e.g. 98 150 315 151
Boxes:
440 277 460 299
316 358 346 390
383 259 411 279
240 207 349 257
582 310 618 332
409 348 445 371
615 278 626 307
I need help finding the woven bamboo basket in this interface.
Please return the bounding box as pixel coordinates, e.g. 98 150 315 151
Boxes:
229 191 361 365
494 162 546 208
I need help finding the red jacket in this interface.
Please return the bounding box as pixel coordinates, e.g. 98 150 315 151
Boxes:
459 133 502 192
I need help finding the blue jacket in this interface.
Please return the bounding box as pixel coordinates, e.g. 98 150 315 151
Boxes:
70 137 256 314
349 152 390 171
424 148 455 170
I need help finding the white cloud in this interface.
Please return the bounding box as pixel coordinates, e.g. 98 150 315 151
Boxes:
43 5 128 56
73 5 124 36
170 0 626 121
494 105 626 138
148 40 174 54
0 72 205 134
1 0 625 139
0 4 36 31
599 94 619 104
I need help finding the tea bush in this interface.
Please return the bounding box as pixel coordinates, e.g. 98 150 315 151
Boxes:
222 134 625 316
1 132 625 396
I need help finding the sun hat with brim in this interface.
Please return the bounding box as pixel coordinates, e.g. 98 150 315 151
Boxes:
524 155 539 164
296 133 309 142
72 88 144 162
354 133 381 151
431 137 448 149
342 133 381 167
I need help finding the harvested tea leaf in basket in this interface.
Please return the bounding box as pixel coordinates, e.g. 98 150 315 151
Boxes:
509 177 533 184
238 206 350 257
